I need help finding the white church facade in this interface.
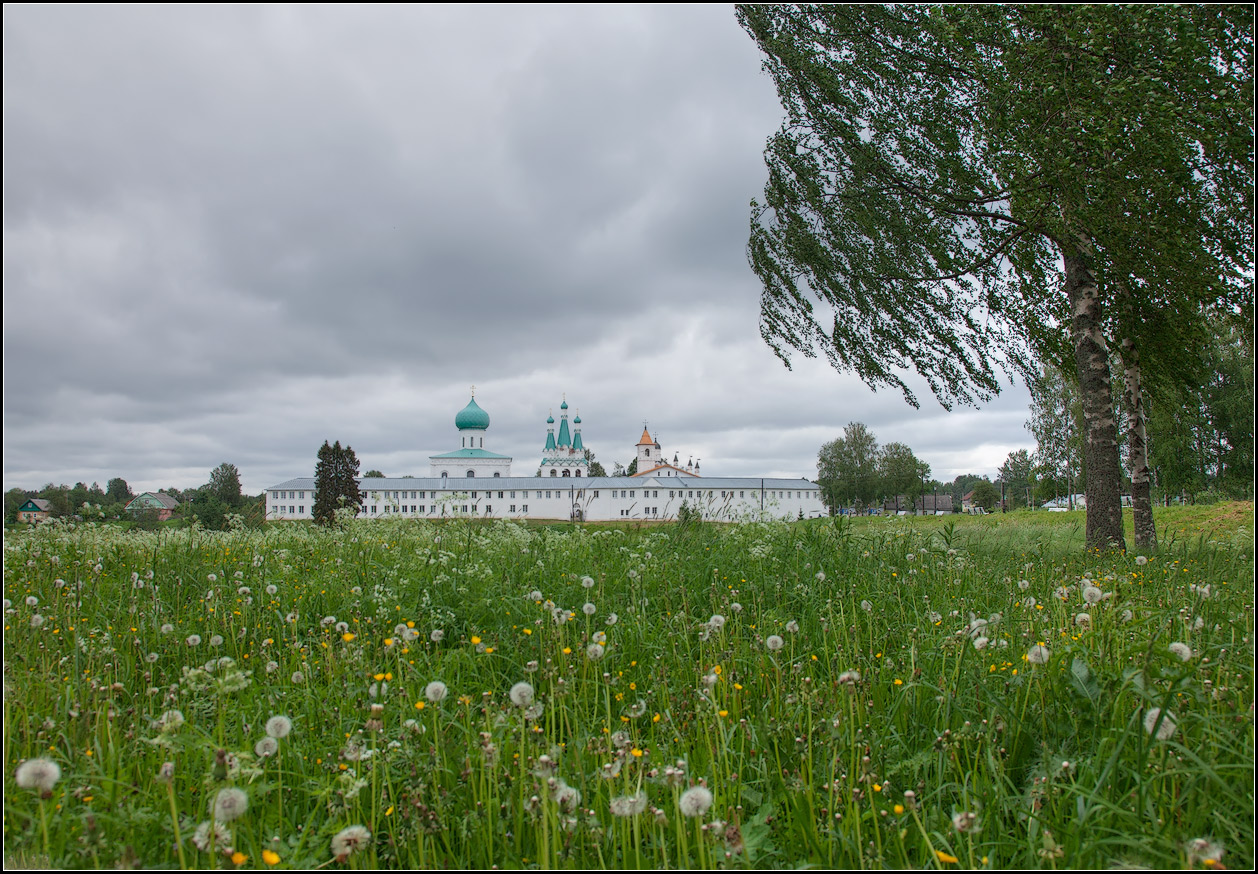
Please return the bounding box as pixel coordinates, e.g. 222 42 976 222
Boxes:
266 394 821 523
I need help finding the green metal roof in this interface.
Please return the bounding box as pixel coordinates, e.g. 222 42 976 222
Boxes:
430 448 512 459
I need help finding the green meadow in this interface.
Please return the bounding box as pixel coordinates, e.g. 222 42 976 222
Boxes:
4 505 1253 869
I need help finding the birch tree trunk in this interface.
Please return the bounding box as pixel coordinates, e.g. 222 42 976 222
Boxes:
1120 333 1157 550
1063 245 1126 551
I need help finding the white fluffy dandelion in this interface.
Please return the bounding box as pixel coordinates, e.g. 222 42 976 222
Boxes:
330 824 371 860
15 758 61 793
678 785 713 818
838 670 861 685
581 576 595 588
265 715 293 739
1169 642 1193 661
785 620 799 634
708 614 725 630
212 787 248 822
583 602 597 616
1026 644 1051 665
1134 555 1149 566
510 681 535 707
860 600 872 612
586 643 605 661
1082 585 1104 605
191 820 232 853
1075 613 1091 627
765 635 784 651
255 737 279 758
186 634 202 647
972 636 989 651
425 681 448 703
610 793 649 817
430 629 445 643
1144 707 1177 740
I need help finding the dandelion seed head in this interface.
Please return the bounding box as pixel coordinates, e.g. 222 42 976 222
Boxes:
785 620 799 634
708 614 725 629
510 681 535 707
678 785 713 817
605 612 618 626
265 715 292 739
29 614 45 628
1135 555 1149 566
860 600 873 612
1143 707 1177 740
611 793 649 817
838 670 861 685
330 825 371 859
1026 644 1051 664
1082 585 1104 605
766 635 784 651
255 737 279 758
972 636 989 651
425 681 448 703
586 643 605 661
192 820 232 853
1169 642 1193 661
583 602 597 616
15 757 61 793
161 623 174 634
186 634 202 647
1075 613 1091 627
209 635 224 647
581 576 595 588
213 787 248 822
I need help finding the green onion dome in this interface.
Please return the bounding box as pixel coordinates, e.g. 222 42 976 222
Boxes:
455 397 490 430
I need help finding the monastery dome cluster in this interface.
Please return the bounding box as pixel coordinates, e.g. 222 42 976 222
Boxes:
266 393 821 522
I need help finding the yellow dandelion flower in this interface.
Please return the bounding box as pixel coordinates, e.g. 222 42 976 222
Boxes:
415 701 425 710
894 679 903 685
894 804 905 814
262 850 281 865
231 851 248 865
471 635 481 644
342 632 355 642
935 850 958 864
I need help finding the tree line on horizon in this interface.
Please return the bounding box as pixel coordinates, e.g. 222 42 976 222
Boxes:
4 462 263 529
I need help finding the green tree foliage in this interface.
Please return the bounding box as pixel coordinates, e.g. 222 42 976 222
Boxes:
105 477 133 506
584 451 607 478
969 480 1000 511
363 470 385 479
877 442 930 508
313 441 363 526
208 463 243 508
625 458 638 477
998 449 1035 510
817 422 880 513
738 4 1252 550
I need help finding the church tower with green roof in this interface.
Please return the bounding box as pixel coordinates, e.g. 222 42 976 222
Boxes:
539 396 589 478
428 390 513 478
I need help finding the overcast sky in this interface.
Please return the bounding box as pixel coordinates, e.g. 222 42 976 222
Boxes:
3 5 1037 497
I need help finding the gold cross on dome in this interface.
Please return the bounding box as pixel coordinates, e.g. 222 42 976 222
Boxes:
470 384 476 397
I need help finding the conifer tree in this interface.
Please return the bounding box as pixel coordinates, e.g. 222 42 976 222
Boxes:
313 441 362 526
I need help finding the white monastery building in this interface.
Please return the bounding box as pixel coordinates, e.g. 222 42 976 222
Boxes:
267 394 821 522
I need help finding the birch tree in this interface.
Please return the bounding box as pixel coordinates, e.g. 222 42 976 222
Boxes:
738 4 1252 550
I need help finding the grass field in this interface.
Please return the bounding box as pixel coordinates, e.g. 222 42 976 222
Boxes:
4 504 1253 869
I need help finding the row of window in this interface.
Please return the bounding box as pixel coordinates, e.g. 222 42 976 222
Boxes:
273 488 813 505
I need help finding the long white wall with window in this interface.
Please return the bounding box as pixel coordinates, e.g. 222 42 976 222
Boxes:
266 476 822 523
